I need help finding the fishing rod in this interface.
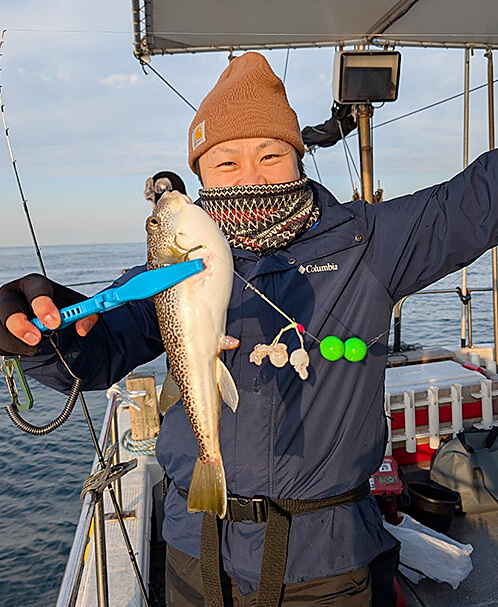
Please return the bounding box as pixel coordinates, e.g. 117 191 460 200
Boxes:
0 31 154 607
0 29 79 435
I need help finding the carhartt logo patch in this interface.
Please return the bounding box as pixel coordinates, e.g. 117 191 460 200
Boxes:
192 120 206 151
298 263 338 274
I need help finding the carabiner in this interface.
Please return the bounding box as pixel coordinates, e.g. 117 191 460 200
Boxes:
1 357 34 411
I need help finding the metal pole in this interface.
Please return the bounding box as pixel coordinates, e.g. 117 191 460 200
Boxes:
467 297 473 347
131 0 142 57
393 301 402 352
110 408 123 512
355 43 375 205
461 48 470 347
357 103 375 203
94 496 110 607
485 48 498 363
77 390 151 606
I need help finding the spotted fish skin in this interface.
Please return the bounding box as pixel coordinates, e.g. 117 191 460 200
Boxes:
146 191 236 518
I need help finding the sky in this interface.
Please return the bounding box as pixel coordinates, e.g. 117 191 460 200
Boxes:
0 0 496 248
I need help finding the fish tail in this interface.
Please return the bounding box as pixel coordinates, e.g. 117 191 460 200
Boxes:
187 456 227 518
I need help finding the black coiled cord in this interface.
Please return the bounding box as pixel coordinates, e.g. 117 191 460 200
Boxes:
5 377 82 435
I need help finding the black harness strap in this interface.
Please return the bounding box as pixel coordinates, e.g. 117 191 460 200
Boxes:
199 481 371 607
201 514 225 607
485 425 498 449
256 500 290 607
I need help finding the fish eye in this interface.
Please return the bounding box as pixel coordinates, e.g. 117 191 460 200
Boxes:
147 217 160 233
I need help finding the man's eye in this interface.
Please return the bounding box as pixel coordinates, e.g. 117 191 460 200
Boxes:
262 154 278 161
218 161 235 167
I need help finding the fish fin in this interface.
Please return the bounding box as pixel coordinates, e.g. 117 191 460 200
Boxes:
156 244 185 265
187 456 227 518
159 370 182 413
216 358 239 412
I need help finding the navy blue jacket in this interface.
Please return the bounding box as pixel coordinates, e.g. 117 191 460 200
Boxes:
23 150 498 594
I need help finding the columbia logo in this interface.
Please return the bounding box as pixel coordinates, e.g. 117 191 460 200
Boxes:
298 263 339 274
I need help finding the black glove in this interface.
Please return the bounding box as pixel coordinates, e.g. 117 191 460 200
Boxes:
301 103 357 149
0 273 85 357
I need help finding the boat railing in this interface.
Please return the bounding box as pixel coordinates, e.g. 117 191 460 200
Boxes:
393 286 493 353
56 392 119 607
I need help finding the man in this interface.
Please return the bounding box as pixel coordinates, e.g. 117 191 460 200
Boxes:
1 52 498 606
144 170 187 209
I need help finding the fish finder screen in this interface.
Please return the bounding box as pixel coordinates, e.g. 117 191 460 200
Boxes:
342 67 394 102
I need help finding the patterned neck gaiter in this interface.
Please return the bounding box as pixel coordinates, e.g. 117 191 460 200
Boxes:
199 177 319 253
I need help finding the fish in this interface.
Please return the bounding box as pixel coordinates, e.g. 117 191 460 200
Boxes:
146 190 238 518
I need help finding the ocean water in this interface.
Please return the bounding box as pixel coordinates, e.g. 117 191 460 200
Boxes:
0 243 495 607
0 243 167 607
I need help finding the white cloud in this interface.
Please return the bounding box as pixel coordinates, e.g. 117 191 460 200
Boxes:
16 67 51 82
99 73 142 88
16 66 71 83
57 69 70 81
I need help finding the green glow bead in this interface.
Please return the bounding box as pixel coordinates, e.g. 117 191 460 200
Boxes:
344 337 367 362
319 335 345 361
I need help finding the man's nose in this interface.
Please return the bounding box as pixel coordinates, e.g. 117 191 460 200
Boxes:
236 164 267 186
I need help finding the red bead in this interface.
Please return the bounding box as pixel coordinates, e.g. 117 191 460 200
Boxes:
296 323 305 333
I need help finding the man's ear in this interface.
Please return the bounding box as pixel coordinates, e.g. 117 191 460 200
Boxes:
193 158 204 186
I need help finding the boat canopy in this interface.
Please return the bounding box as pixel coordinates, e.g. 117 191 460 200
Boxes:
132 0 498 59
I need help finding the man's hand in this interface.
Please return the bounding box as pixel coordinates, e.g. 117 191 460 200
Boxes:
0 274 98 357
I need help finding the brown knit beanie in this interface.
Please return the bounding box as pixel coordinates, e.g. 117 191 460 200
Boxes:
188 52 304 172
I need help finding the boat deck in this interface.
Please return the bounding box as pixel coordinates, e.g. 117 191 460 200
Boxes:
400 511 498 607
400 465 498 607
59 358 498 607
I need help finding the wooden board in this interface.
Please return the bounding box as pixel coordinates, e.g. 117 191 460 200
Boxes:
387 347 454 367
125 373 160 441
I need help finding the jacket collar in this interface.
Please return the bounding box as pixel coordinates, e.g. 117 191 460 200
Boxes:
300 180 355 238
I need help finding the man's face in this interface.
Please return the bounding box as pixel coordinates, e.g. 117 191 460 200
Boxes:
198 138 301 188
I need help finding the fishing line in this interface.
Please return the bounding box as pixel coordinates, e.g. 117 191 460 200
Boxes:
67 279 115 288
233 266 321 345
6 28 134 34
282 47 291 84
132 37 498 149
199 243 366 362
311 78 498 188
0 32 154 606
0 32 46 276
308 147 323 183
6 28 498 42
1 29 81 433
367 250 496 349
139 58 197 111
202 245 328 348
348 78 498 137
338 118 360 193
205 220 495 358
